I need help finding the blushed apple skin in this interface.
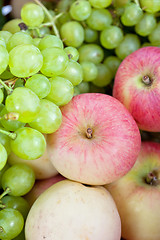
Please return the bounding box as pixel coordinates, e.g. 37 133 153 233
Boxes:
47 93 141 185
106 141 160 240
25 180 121 240
24 174 65 207
113 46 160 132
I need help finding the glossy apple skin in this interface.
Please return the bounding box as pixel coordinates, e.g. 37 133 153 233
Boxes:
25 180 121 240
113 46 160 132
106 141 160 240
24 174 65 207
47 93 141 185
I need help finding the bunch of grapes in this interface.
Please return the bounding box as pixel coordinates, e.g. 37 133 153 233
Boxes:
0 0 159 238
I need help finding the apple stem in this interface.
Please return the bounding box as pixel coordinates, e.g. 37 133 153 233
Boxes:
86 128 93 139
145 169 160 186
142 75 152 86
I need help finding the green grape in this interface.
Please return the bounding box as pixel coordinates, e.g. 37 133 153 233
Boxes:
115 33 141 60
41 47 69 77
0 107 25 131
60 60 83 86
139 0 160 13
46 76 74 106
0 208 24 239
75 81 90 94
2 163 35 196
0 37 6 47
0 142 7 171
14 79 25 89
89 0 112 8
32 37 41 47
10 127 46 160
0 31 12 44
2 19 22 34
148 22 160 44
0 88 4 104
86 8 112 31
78 44 104 64
2 195 30 219
90 82 106 93
113 0 131 7
100 25 124 49
38 35 64 51
57 12 72 26
0 163 10 189
64 46 79 61
43 9 56 23
135 13 157 37
69 0 92 21
29 99 62 134
121 2 143 26
80 61 98 82
84 27 98 43
39 26 51 37
60 21 84 48
25 74 51 99
21 3 45 27
9 44 43 78
0 45 9 75
103 55 121 77
6 32 33 52
92 63 113 87
0 130 11 155
5 87 40 123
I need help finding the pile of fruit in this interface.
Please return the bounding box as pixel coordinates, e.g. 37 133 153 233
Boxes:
0 0 160 239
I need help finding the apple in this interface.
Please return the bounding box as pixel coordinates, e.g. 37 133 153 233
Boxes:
24 174 66 207
113 46 160 132
47 93 141 185
25 180 121 240
106 141 160 240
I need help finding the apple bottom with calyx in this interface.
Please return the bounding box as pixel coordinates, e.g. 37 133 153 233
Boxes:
105 141 160 240
47 93 141 185
25 180 121 240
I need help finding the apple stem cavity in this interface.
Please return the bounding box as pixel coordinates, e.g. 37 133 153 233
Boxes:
142 75 152 86
145 169 160 186
86 128 93 139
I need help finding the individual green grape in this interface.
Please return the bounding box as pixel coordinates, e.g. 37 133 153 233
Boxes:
38 35 64 51
60 21 84 48
13 79 25 89
41 47 69 77
10 127 46 160
57 12 72 26
60 60 83 86
2 195 30 220
0 208 24 239
73 86 80 96
64 46 79 61
0 130 11 156
92 63 113 87
21 3 45 27
86 8 112 31
148 22 160 44
0 31 12 44
5 87 40 123
6 32 33 52
115 33 141 60
46 76 74 106
78 44 104 64
0 142 7 171
90 82 106 93
0 107 25 131
69 0 92 21
100 25 124 49
89 0 112 8
80 61 98 82
2 19 22 34
135 13 157 36
84 27 98 43
0 163 10 189
0 88 4 104
0 37 6 47
121 2 143 26
139 0 160 13
29 99 62 134
113 0 131 7
2 163 35 196
103 55 121 77
43 9 56 23
9 44 43 78
0 45 9 75
39 26 51 37
25 74 51 99
74 81 90 94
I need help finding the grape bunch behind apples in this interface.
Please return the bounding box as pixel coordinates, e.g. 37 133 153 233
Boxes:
0 0 160 239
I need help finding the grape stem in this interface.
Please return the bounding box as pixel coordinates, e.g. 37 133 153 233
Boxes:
33 0 61 38
0 128 16 140
0 79 13 94
134 0 140 7
0 187 11 200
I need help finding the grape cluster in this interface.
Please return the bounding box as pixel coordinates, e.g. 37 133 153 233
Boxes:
0 0 159 238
